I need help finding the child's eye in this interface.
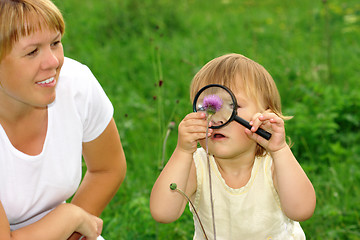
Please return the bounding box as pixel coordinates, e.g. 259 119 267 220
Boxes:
229 103 241 109
198 106 205 111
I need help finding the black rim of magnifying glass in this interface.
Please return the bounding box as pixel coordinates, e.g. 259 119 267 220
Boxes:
193 84 272 140
192 84 237 129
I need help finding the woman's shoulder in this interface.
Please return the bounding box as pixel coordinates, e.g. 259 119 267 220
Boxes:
57 57 97 95
60 57 92 78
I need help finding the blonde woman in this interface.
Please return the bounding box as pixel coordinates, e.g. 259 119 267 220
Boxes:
0 0 126 239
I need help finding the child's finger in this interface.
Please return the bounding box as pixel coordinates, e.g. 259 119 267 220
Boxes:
181 119 211 132
183 111 207 121
250 112 283 132
183 125 212 134
245 127 268 147
180 113 207 127
259 113 284 128
249 113 265 132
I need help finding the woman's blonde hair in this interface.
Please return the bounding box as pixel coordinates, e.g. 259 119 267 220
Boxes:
0 0 65 61
190 53 291 156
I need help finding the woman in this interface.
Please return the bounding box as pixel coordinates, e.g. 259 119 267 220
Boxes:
0 0 126 239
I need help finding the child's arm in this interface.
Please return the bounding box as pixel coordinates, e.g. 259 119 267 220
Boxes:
246 112 316 222
150 112 211 223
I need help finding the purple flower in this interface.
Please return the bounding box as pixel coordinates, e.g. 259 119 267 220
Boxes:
202 94 223 115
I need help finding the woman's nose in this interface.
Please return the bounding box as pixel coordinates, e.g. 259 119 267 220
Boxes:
41 48 60 70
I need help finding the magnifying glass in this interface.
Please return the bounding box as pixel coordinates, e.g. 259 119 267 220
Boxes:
193 84 272 140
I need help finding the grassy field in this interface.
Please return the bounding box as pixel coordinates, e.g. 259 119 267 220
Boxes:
54 0 360 239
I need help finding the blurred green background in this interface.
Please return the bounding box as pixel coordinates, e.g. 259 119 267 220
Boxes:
54 0 360 239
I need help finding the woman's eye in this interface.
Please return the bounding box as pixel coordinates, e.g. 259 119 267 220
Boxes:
26 48 38 56
51 40 61 47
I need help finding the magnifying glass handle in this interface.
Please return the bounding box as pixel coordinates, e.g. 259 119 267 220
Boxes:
234 116 272 140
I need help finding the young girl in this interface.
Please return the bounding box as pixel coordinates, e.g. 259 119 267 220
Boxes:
0 0 126 239
150 53 316 239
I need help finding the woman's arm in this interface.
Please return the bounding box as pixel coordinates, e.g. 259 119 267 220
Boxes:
150 112 210 223
0 202 102 240
71 118 126 215
68 118 126 239
0 121 119 240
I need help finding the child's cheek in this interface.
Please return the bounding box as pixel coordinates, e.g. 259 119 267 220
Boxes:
198 139 206 150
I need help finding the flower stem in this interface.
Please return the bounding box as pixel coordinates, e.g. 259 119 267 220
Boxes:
170 184 208 240
159 121 175 170
206 116 217 240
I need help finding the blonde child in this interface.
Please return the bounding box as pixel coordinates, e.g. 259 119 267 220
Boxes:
150 53 316 239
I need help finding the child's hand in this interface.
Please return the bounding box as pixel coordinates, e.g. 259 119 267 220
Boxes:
245 110 287 153
177 112 212 154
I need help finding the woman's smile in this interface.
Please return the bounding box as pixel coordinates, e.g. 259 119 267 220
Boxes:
36 77 56 87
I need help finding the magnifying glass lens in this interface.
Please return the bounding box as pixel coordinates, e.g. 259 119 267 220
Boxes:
193 84 272 139
194 86 234 128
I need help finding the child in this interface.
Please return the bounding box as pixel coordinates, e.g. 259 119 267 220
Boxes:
150 53 316 239
0 0 126 239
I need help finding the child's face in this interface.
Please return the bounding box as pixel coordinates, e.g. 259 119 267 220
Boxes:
200 87 262 161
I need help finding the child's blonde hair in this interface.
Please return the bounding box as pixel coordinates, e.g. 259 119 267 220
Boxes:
190 53 291 156
0 0 65 61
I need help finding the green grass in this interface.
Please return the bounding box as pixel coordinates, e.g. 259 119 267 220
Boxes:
54 0 360 239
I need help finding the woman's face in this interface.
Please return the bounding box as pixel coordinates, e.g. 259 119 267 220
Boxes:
0 27 64 110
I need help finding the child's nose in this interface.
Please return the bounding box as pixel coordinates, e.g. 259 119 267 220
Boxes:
211 120 224 127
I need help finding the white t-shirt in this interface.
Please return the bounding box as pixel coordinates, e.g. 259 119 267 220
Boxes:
190 148 306 240
0 57 114 231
